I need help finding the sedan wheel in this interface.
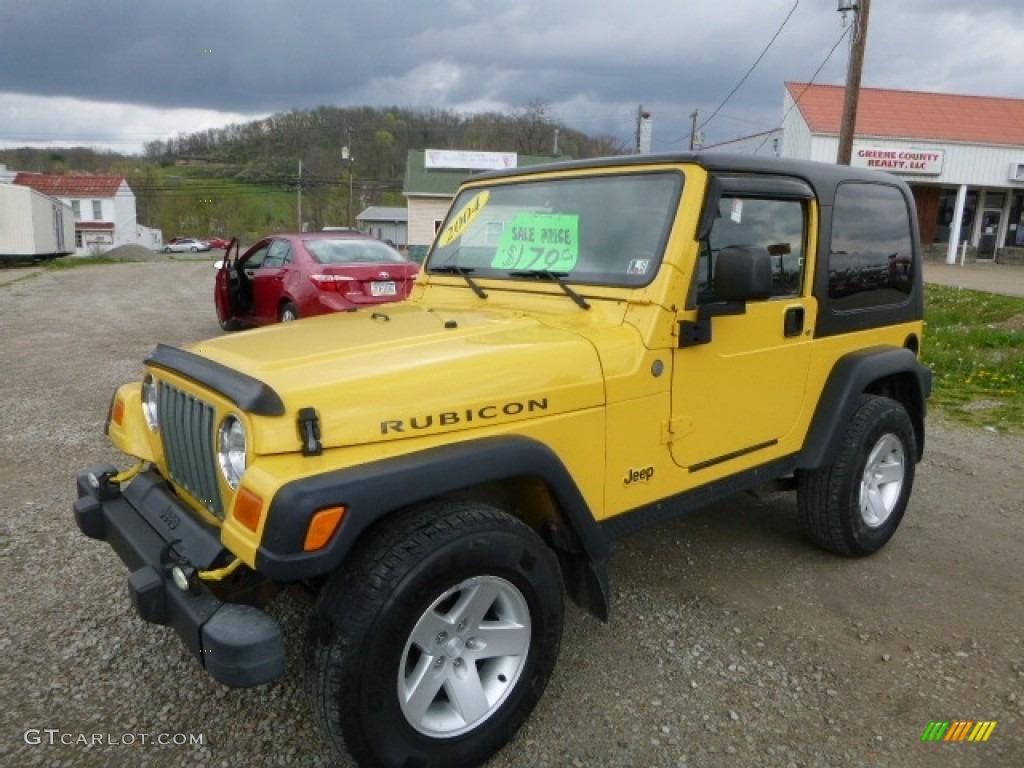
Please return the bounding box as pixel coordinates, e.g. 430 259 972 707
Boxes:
279 302 299 322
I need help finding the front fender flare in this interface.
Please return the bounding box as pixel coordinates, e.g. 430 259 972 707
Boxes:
256 435 613 614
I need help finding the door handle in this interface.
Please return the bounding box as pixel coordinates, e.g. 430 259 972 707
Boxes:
784 306 805 337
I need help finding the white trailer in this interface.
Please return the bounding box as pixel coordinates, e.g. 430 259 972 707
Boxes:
0 184 75 262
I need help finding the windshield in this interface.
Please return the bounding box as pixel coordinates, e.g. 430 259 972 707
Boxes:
427 171 683 287
305 238 406 264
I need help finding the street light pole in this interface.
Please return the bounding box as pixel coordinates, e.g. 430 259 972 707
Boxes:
836 0 871 165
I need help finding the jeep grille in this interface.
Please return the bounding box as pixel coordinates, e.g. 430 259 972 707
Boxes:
157 382 224 520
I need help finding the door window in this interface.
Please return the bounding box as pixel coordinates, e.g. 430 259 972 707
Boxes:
262 239 292 268
695 197 806 304
243 244 270 269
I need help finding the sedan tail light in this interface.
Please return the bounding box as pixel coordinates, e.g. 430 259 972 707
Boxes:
309 274 355 291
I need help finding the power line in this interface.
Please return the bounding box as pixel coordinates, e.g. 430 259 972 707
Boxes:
660 0 800 146
755 23 852 153
699 128 782 151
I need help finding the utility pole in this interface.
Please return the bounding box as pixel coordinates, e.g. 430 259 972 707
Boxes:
342 143 354 228
342 129 355 228
636 106 653 154
837 0 871 165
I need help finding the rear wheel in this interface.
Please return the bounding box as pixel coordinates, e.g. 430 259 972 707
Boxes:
797 394 916 556
305 502 563 768
279 301 299 323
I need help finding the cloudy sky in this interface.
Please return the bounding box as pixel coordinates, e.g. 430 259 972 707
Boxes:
1 0 1021 156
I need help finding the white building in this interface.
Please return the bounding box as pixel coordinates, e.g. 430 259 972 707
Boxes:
0 183 75 261
780 82 1024 263
11 172 160 255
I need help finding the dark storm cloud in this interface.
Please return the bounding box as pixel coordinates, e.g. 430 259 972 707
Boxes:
0 0 1021 151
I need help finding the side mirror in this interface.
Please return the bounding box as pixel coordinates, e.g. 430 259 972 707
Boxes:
679 246 773 348
714 246 772 301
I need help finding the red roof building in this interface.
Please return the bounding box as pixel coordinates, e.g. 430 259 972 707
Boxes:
781 83 1024 262
12 173 126 199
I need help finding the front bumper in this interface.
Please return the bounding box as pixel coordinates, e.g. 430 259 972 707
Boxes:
73 465 285 688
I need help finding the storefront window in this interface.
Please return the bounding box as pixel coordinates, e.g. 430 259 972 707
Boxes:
934 189 977 245
1008 193 1024 248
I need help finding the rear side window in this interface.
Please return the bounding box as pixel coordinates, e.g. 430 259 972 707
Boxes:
829 183 914 310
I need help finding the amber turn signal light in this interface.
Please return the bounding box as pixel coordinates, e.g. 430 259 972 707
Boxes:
111 397 125 426
304 506 346 551
233 487 264 532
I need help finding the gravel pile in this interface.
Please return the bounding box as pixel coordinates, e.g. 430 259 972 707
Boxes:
2 262 1021 767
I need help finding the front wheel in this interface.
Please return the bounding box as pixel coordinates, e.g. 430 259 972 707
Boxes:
279 301 299 323
305 502 563 768
797 394 917 556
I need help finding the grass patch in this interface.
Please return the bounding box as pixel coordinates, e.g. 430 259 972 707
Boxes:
924 284 1024 433
46 257 124 270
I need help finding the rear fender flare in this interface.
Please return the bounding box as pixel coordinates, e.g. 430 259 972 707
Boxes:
798 346 931 470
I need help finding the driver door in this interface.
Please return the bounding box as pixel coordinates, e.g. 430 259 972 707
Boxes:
670 182 817 474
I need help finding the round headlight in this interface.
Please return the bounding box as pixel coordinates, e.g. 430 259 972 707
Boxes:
217 415 247 490
141 374 159 431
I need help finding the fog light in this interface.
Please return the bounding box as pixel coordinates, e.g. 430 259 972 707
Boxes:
171 564 197 593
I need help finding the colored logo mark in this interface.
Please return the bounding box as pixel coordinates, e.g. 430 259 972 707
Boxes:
921 721 997 742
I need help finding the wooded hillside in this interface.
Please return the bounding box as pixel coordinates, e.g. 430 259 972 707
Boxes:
1 103 627 240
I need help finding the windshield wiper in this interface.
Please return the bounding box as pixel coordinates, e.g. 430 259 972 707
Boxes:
508 270 590 310
430 265 488 299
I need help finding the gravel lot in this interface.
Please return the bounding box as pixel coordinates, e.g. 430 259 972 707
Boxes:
2 259 1022 768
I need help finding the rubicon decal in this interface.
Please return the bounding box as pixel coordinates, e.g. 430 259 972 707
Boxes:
381 398 549 434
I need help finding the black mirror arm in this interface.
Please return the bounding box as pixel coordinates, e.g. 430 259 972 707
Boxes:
678 301 746 348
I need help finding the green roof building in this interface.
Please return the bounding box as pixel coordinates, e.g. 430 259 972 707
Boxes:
403 149 569 248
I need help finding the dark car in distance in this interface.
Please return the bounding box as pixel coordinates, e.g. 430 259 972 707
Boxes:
214 232 419 329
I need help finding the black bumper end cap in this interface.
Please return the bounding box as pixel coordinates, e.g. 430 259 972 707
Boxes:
128 566 169 625
201 604 285 687
73 495 106 541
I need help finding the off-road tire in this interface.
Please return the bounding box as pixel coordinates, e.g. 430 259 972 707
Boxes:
305 502 563 768
797 394 916 556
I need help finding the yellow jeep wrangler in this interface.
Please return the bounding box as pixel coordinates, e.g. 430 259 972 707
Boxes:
74 152 931 767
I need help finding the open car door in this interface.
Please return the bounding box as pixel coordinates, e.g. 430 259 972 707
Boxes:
214 238 243 331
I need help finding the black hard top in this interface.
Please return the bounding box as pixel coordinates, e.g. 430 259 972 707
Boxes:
473 151 912 206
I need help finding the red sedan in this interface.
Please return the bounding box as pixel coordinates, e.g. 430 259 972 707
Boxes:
214 233 419 330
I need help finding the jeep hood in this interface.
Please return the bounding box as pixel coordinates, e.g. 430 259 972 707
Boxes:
181 303 606 453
